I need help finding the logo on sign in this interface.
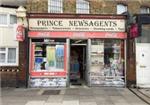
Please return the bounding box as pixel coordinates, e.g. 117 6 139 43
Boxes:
14 24 25 41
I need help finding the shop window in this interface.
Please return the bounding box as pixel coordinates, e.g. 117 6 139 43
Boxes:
140 6 150 14
32 40 65 71
90 39 125 86
76 0 90 14
0 47 18 66
117 4 127 14
48 0 63 13
30 39 67 87
0 14 17 26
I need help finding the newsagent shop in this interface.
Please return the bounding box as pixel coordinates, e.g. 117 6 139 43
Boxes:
28 13 127 88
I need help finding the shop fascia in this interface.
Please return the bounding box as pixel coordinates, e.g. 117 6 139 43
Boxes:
29 18 125 32
37 19 117 27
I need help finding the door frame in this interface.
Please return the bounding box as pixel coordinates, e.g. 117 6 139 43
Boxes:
67 39 88 86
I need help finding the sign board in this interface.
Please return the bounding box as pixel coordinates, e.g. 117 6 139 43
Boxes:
14 24 25 41
28 31 127 39
29 18 125 32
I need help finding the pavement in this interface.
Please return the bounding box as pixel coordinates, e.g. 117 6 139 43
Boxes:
0 86 149 105
129 88 150 105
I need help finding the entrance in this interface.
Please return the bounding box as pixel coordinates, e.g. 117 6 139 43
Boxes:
70 40 87 86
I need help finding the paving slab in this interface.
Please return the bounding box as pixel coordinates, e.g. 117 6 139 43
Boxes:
25 101 45 105
79 102 97 105
63 100 79 105
79 95 95 102
65 88 79 95
46 95 63 103
44 102 62 105
63 95 79 101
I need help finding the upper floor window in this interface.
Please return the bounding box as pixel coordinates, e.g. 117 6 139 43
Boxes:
76 0 90 14
140 6 150 14
0 14 7 25
117 4 127 14
0 14 17 26
10 15 17 24
48 0 63 13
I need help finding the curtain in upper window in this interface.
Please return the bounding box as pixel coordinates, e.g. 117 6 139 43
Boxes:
76 0 89 14
140 7 150 14
117 4 127 14
48 0 63 13
0 14 7 25
10 15 17 24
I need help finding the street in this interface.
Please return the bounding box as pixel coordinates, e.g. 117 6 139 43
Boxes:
1 86 149 105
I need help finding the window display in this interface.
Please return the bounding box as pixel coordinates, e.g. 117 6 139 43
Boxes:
34 44 64 71
29 39 67 88
90 39 125 87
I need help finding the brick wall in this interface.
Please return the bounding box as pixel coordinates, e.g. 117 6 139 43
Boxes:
25 0 150 14
63 0 76 13
26 0 48 13
0 68 18 87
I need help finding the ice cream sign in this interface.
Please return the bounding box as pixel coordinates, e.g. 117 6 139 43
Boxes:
29 18 125 32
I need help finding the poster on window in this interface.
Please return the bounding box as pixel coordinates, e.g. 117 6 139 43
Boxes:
30 43 67 77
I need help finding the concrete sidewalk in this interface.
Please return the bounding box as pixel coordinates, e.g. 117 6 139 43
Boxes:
130 88 150 105
0 87 149 105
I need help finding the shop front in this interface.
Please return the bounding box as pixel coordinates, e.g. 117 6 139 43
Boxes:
28 14 127 87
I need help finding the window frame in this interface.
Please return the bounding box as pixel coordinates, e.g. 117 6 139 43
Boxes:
76 0 90 14
0 47 18 66
10 14 17 25
117 4 127 14
0 13 17 27
0 13 9 27
140 6 150 14
48 0 63 13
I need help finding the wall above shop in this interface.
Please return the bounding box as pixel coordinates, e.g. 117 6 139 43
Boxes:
0 0 26 6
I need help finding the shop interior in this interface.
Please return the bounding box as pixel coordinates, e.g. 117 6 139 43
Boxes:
70 39 87 85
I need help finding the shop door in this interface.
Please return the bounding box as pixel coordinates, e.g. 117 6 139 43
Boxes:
136 43 150 88
70 40 87 86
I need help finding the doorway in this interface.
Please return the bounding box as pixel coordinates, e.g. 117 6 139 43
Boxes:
70 40 87 86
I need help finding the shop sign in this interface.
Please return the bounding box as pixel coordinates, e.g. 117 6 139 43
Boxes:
29 31 127 39
129 23 138 38
29 18 125 32
14 24 25 41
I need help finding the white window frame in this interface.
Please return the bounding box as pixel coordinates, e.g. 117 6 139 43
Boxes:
117 4 127 14
0 47 18 66
76 0 90 14
0 14 9 27
48 0 63 13
10 14 17 25
0 13 17 27
140 6 150 14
